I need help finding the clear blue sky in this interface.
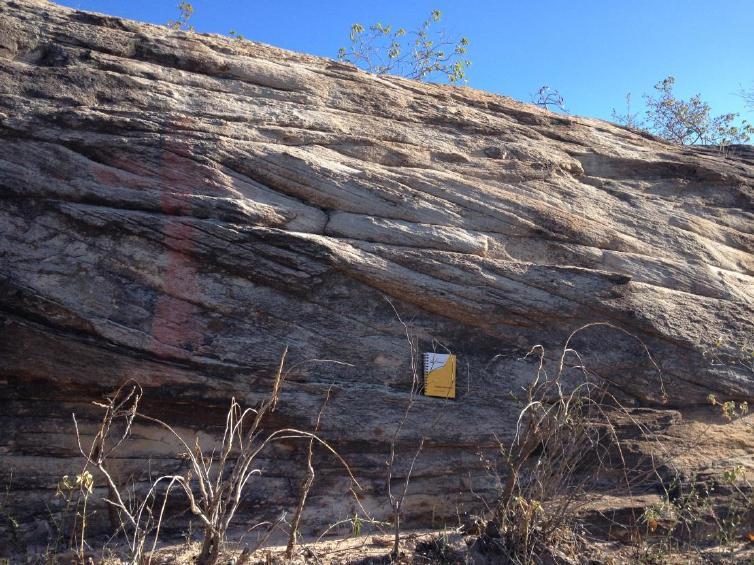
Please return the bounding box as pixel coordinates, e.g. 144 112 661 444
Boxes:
57 0 754 124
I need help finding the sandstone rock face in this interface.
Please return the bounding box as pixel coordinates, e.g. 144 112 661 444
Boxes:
1 0 753 551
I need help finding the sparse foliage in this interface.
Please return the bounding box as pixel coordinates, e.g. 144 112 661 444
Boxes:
642 76 752 146
228 30 245 42
469 322 754 564
285 387 332 560
0 473 18 536
611 92 641 129
708 393 749 421
740 85 754 111
67 350 357 564
34 326 754 563
55 471 94 560
474 323 669 563
338 10 471 83
384 299 427 560
532 85 566 112
136 349 357 564
167 1 194 31
72 381 182 564
638 468 754 560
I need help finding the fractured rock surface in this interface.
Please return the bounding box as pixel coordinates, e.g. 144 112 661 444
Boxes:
1 0 753 549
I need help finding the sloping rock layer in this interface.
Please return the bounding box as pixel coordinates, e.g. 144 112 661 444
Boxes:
1 0 753 550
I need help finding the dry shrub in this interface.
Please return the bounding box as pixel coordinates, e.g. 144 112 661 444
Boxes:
73 380 175 564
285 386 332 560
474 323 671 564
72 347 358 564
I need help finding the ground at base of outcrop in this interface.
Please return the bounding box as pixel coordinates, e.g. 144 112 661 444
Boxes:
71 529 751 565
11 408 754 564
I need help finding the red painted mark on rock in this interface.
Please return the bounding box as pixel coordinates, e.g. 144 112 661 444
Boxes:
87 119 223 362
150 131 205 359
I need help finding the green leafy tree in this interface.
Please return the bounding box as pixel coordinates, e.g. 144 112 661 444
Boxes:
641 76 752 146
167 1 194 31
338 10 471 84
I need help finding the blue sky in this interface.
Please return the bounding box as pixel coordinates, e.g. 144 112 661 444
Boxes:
57 0 754 124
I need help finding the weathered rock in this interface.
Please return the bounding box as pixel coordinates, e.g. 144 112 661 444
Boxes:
1 0 753 552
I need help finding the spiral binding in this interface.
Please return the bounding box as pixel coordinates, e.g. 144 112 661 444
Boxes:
422 353 431 390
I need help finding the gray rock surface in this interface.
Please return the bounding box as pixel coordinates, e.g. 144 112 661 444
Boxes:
1 0 753 550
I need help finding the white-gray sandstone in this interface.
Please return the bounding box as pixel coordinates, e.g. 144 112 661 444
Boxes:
1 0 752 550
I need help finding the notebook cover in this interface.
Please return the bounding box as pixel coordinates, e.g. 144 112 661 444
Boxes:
423 353 456 399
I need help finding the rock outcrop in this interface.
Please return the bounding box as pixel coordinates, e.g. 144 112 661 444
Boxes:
1 0 753 552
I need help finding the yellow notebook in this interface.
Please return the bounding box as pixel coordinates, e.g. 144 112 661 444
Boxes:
423 353 456 399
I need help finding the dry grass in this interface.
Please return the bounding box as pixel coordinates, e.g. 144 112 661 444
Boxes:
63 348 358 565
24 322 754 564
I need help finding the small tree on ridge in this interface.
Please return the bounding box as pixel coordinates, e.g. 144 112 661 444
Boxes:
338 10 471 84
641 76 752 146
